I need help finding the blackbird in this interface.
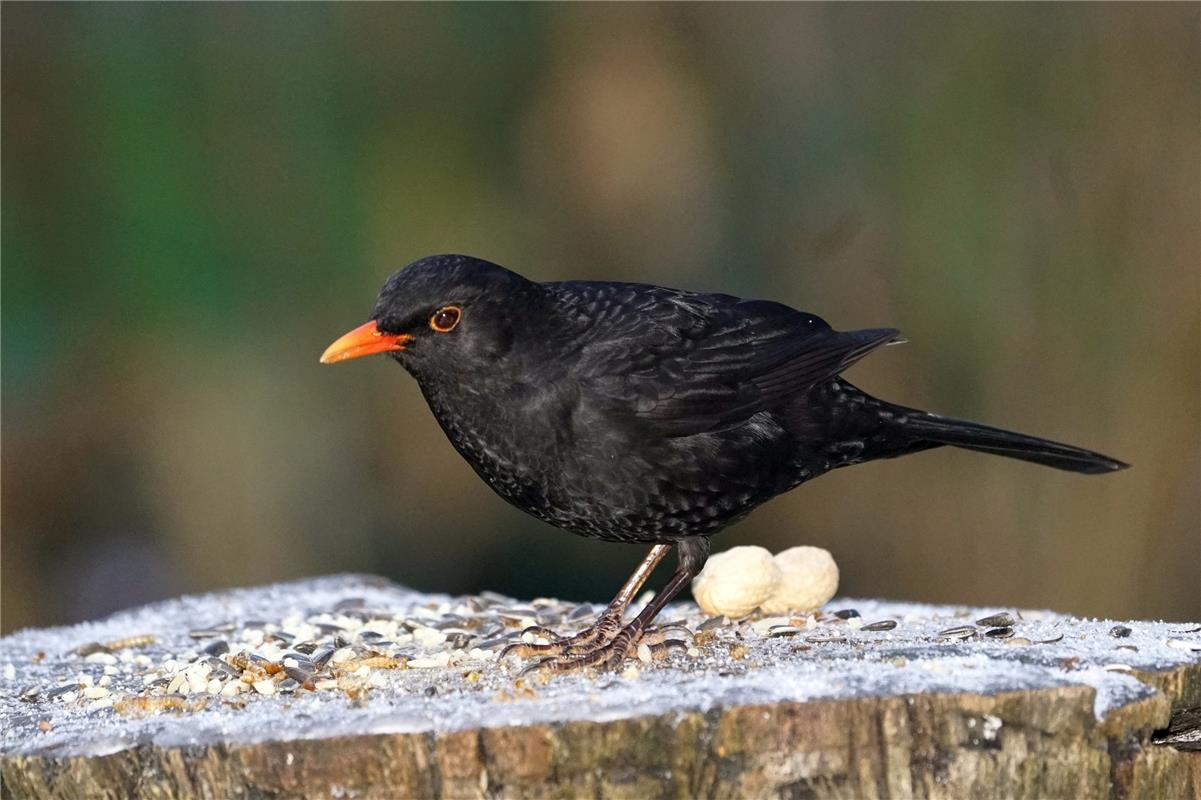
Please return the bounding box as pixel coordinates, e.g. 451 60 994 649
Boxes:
322 254 1126 671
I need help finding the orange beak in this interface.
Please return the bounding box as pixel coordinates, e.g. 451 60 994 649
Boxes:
320 321 413 364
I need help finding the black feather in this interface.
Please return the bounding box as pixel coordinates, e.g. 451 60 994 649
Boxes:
897 413 1129 474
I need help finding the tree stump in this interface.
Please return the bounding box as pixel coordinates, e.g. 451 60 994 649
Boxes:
1 574 1198 799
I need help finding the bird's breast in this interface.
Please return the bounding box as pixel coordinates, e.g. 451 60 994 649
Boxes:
419 379 571 508
416 377 805 542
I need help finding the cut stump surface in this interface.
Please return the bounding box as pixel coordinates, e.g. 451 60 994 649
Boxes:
1 574 1198 799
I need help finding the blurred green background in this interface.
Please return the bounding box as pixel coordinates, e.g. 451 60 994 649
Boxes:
3 4 1198 633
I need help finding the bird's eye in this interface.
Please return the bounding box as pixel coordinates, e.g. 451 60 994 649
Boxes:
429 305 462 333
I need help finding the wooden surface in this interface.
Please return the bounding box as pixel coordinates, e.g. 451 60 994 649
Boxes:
1 574 1198 799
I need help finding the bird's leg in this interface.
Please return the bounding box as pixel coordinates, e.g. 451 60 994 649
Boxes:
501 544 671 659
528 538 710 673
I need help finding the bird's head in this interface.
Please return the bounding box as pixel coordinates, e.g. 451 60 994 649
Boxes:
320 254 538 375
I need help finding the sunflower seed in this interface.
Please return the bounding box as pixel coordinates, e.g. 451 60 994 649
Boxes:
769 626 803 637
202 640 229 657
660 640 689 655
861 620 897 632
938 625 977 640
334 598 366 612
1109 625 1132 638
833 609 861 620
1167 639 1201 652
1035 634 1064 645
46 684 81 699
976 613 1014 627
188 629 223 640
569 604 596 621
339 609 382 622
805 634 847 644
698 616 727 632
210 661 240 679
985 627 1014 639
284 666 314 684
314 623 346 636
507 606 541 616
657 625 693 641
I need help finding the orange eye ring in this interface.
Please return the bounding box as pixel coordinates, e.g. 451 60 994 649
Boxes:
429 305 462 333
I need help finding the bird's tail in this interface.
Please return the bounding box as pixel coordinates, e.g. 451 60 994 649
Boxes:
896 412 1128 475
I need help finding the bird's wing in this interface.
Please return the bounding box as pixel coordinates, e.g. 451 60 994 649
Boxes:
569 286 899 437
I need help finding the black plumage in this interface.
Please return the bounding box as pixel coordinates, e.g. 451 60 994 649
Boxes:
322 254 1127 670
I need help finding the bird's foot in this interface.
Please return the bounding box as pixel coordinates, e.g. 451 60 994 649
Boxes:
511 625 690 675
499 608 624 659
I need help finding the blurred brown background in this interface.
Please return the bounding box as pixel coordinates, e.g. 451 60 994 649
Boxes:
3 4 1198 632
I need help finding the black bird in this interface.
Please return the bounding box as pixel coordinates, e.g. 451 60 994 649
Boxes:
321 254 1126 671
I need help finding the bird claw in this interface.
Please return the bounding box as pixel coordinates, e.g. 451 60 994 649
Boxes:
520 625 562 641
508 627 692 674
503 616 696 674
518 634 638 674
499 641 549 659
516 657 558 678
500 612 624 660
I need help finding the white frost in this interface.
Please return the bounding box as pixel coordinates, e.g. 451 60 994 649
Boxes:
0 574 1197 760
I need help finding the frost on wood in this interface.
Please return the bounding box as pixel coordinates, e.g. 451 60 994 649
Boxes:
1 573 1199 800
